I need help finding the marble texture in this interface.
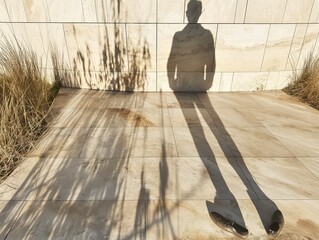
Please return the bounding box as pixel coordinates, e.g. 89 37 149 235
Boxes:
5 200 147 240
286 24 308 70
28 128 90 158
245 0 286 23
169 108 215 127
265 71 279 90
283 0 314 23
22 0 50 22
126 24 156 72
157 0 184 23
219 126 294 158
234 0 248 23
261 24 295 71
47 0 84 22
297 24 319 69
4 0 27 22
172 126 233 157
1 89 319 239
80 127 177 158
215 24 269 71
82 0 97 22
219 73 233 91
298 157 319 179
0 201 26 238
231 72 269 91
239 157 319 199
310 0 319 22
101 0 156 23
0 0 9 21
276 70 293 89
39 23 70 68
266 126 319 157
199 0 238 23
198 92 262 109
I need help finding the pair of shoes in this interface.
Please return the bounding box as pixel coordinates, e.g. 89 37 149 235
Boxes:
210 211 249 238
268 210 284 238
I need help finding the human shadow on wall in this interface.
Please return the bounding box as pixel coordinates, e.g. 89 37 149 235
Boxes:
167 0 215 92
167 0 284 238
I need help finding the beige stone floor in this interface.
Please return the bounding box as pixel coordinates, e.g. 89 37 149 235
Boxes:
1 88 319 240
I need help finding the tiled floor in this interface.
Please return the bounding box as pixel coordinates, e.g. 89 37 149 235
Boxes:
0 89 318 239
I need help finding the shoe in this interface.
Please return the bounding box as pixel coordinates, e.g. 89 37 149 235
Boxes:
268 210 284 238
210 211 249 238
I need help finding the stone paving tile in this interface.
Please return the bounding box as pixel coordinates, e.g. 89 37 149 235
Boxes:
49 108 100 128
146 199 319 240
237 157 319 200
4 200 147 240
207 108 263 127
198 92 263 109
250 107 319 127
0 158 41 200
80 127 178 158
164 92 205 108
297 157 319 180
92 108 171 128
172 126 233 157
1 89 319 240
29 128 89 158
266 126 319 157
0 200 26 239
136 92 168 108
168 108 215 127
219 126 294 157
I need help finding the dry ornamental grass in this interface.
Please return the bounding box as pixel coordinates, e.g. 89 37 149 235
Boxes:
284 53 319 110
0 37 58 182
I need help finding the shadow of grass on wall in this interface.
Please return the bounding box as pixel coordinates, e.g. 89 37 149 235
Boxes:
59 0 152 92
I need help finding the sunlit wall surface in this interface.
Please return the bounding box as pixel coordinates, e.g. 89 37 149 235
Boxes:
0 0 318 91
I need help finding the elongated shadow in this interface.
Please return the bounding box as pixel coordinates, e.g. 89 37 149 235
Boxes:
168 0 280 234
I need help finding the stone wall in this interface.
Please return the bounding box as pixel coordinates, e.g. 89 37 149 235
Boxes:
0 0 319 91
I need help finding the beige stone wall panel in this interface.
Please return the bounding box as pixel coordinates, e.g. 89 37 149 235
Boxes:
22 0 50 22
5 0 27 22
261 24 295 71
0 0 10 21
47 0 84 22
283 0 314 23
215 24 269 72
245 0 287 23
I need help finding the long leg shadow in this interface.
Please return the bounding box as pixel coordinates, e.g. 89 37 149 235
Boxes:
175 92 280 234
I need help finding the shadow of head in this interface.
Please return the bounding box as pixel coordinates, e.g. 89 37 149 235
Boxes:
186 0 202 23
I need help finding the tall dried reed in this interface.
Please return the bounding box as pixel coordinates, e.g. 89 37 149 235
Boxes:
284 53 319 110
0 37 57 182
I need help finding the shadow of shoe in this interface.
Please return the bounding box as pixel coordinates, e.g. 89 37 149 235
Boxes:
206 200 249 238
268 210 284 238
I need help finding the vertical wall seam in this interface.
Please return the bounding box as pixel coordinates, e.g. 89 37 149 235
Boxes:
21 0 28 22
62 23 72 66
234 0 239 23
308 0 316 23
285 24 297 70
260 24 271 72
183 0 186 24
282 0 289 23
45 0 51 22
93 0 99 23
265 71 270 90
80 0 86 22
243 0 249 23
125 23 129 72
296 24 310 69
155 0 158 91
230 72 234 92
